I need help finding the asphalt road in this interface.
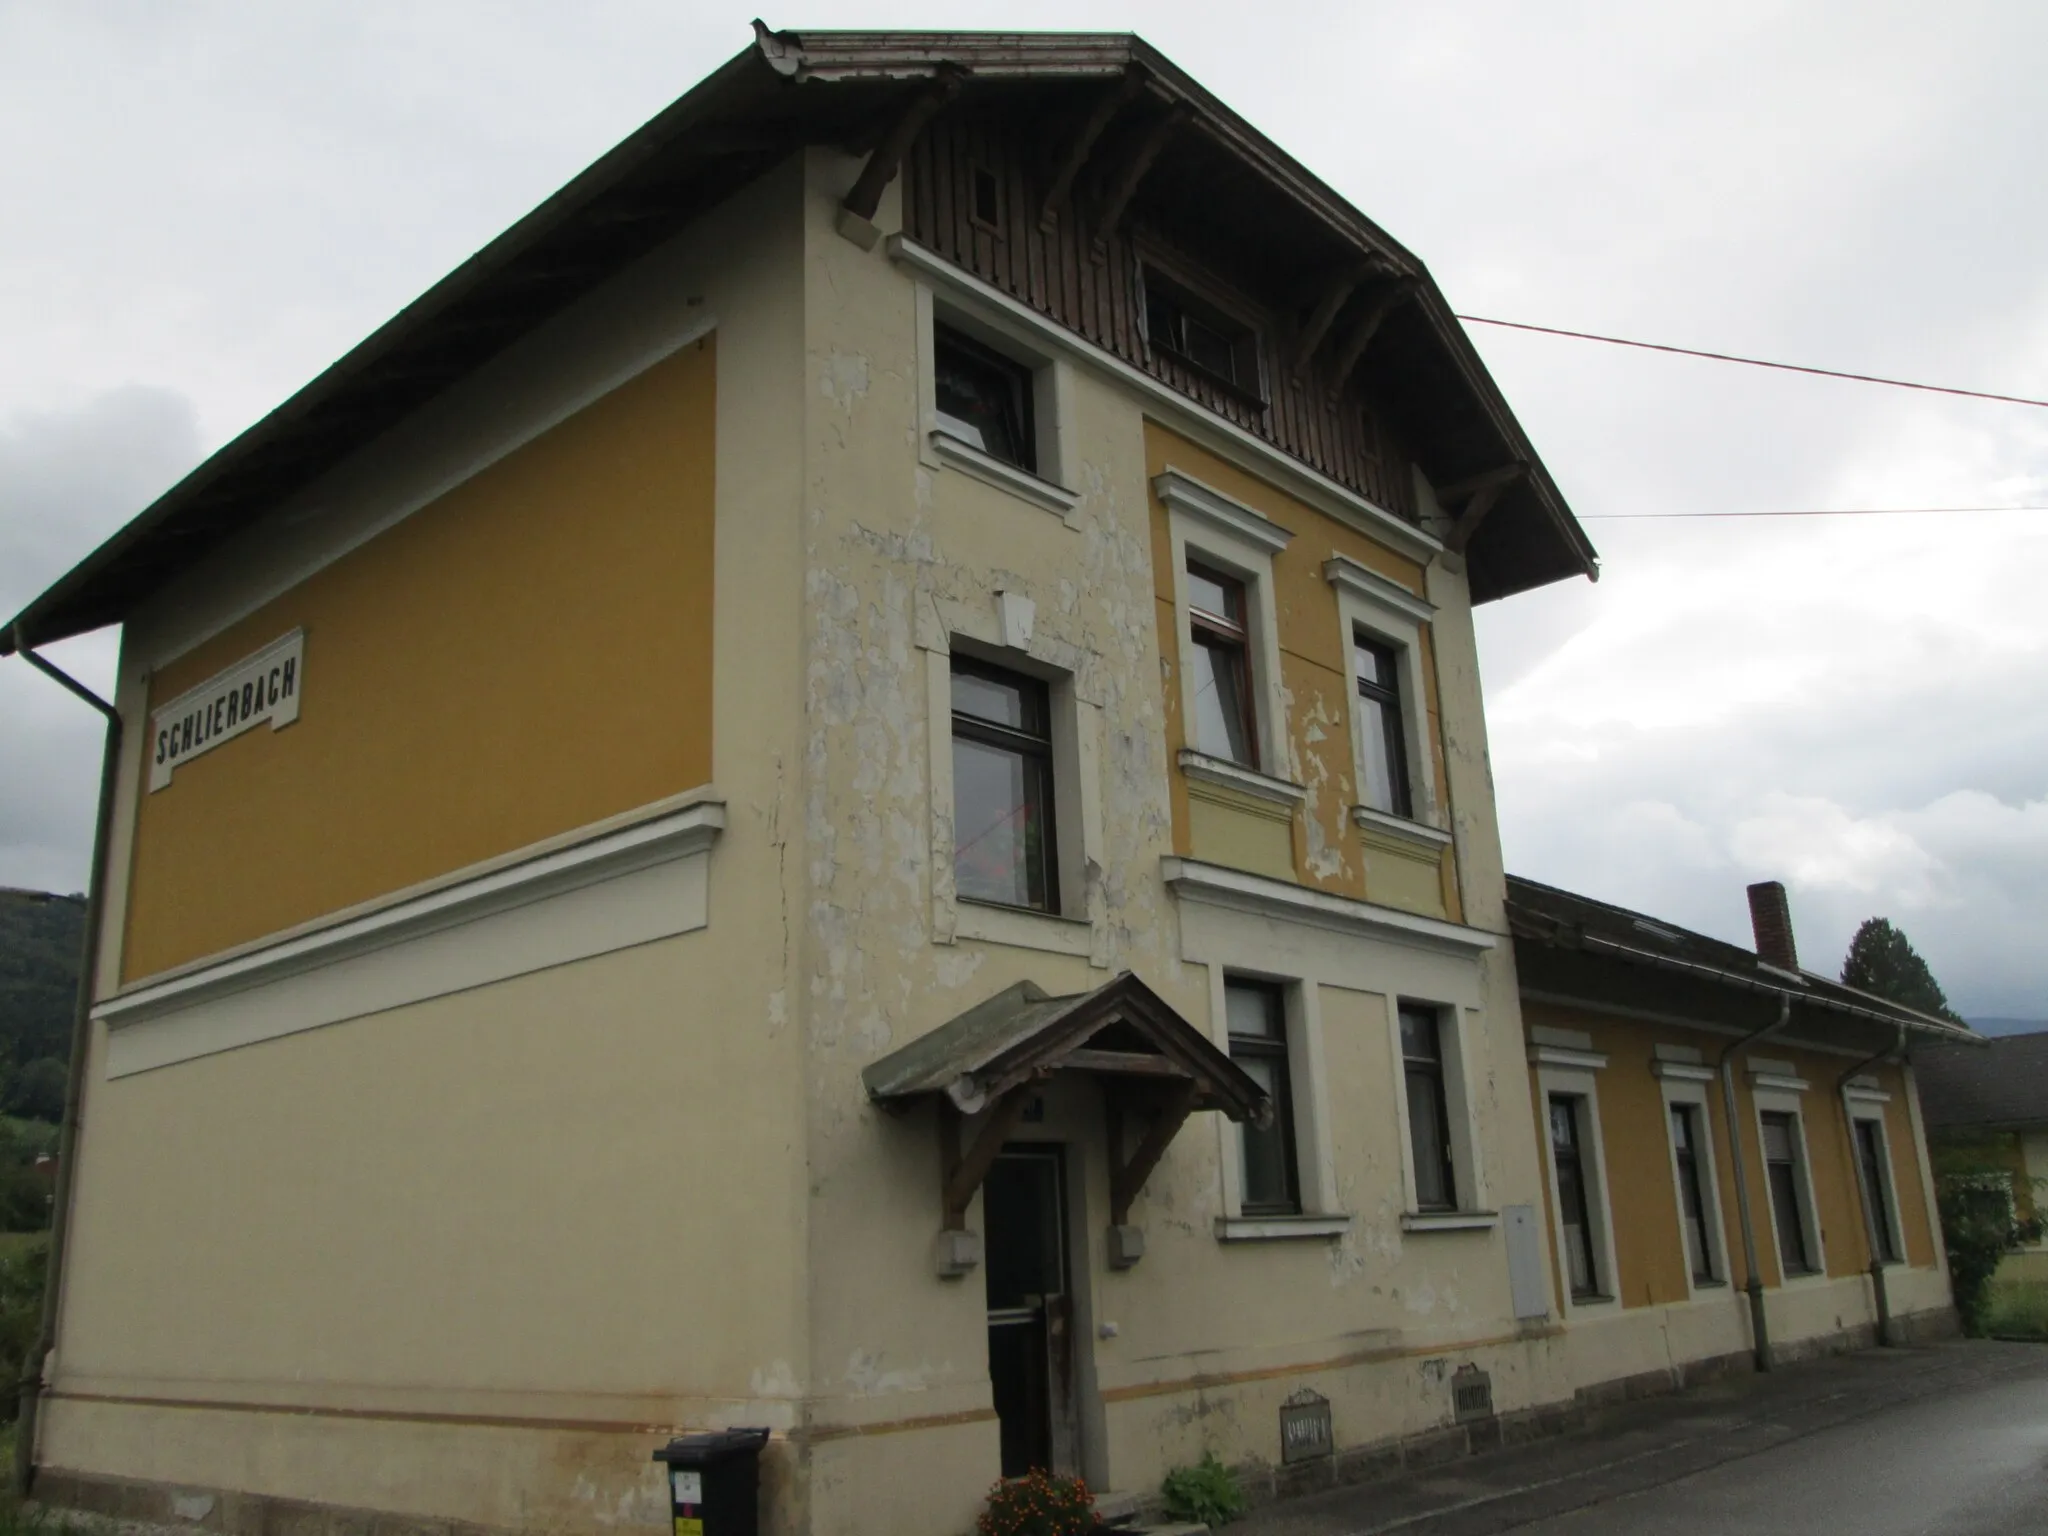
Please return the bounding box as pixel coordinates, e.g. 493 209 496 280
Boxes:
1233 1343 2048 1536
1513 1357 2048 1534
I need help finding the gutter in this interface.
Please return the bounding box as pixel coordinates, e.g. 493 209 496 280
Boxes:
1717 996 1790 1372
9 625 122 1496
1837 1023 1910 1346
1575 930 1974 1042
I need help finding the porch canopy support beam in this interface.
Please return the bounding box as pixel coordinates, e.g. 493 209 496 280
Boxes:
1094 105 1188 243
1442 461 1527 552
1328 277 1415 393
1108 1078 1202 1226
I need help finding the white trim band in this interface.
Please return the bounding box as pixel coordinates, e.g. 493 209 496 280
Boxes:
99 800 725 1076
1151 469 1294 554
1323 555 1435 624
1215 1214 1353 1242
1160 857 1495 956
931 429 1080 517
1402 1210 1499 1233
1178 749 1307 807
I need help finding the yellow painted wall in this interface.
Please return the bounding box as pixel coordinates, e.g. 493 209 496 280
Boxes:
122 337 717 980
1523 1005 1940 1306
1143 423 1458 918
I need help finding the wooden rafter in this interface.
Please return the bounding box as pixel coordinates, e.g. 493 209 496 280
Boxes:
842 71 963 222
1327 278 1415 393
1040 67 1149 223
1094 105 1189 243
1108 1080 1201 1226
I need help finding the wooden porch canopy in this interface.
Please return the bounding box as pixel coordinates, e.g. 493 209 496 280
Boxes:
864 972 1270 1237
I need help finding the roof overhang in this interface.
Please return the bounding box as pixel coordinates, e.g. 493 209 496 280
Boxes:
5 25 1594 659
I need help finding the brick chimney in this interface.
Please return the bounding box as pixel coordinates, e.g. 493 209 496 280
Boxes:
1747 881 1799 971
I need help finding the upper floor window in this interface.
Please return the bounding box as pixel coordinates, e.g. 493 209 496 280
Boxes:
1225 979 1299 1215
1187 561 1258 768
950 657 1058 912
934 323 1036 472
1354 632 1411 818
1143 268 1261 395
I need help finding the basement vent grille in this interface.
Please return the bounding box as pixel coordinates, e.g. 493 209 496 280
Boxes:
1452 1365 1494 1424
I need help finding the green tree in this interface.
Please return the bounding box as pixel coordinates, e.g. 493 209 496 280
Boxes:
1840 917 1964 1024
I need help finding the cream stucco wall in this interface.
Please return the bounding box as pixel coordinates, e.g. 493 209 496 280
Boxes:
45 158 817 1535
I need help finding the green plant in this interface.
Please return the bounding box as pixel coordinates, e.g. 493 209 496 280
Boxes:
976 1469 1096 1536
0 1235 44 1423
1980 1279 2048 1341
1935 1166 2044 1334
1161 1452 1244 1527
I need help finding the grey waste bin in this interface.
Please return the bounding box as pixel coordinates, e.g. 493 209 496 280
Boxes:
652 1428 770 1536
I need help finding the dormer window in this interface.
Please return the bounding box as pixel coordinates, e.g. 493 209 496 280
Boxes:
934 324 1036 472
1142 268 1261 395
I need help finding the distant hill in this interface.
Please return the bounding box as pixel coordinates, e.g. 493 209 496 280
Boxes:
1969 1017 2048 1039
0 889 83 1120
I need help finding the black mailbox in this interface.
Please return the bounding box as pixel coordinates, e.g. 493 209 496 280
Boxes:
653 1428 770 1536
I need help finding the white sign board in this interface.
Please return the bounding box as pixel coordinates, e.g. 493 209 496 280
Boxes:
148 629 304 792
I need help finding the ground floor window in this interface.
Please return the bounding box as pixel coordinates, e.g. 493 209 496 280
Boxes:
1401 1005 1457 1211
1856 1117 1902 1264
1670 1103 1719 1284
1226 978 1299 1214
1761 1111 1818 1276
1550 1094 1603 1299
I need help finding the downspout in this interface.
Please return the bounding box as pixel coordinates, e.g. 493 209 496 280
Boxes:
1717 995 1790 1372
9 624 123 1497
1838 1022 1909 1347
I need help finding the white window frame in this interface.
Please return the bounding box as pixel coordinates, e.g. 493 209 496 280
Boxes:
1532 1031 1620 1315
913 282 1081 524
1154 469 1299 797
1324 555 1446 843
1390 998 1493 1231
1654 1057 1731 1297
1751 1062 1827 1283
1846 1078 1906 1268
1210 967 1347 1242
919 591 1107 966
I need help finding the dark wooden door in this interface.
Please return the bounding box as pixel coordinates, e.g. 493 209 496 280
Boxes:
983 1146 1072 1476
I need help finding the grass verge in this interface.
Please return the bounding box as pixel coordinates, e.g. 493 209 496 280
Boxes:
1982 1278 2048 1341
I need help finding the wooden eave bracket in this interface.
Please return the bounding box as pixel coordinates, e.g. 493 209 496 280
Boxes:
1291 264 1378 376
1093 103 1190 244
1040 66 1150 225
1327 277 1416 394
1442 461 1528 553
841 68 965 225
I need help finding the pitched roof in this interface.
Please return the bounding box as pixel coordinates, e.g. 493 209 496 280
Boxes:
1506 874 1980 1043
4 25 1594 659
1915 1031 2048 1131
862 970 1268 1124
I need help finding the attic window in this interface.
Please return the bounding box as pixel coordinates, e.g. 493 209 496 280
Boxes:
971 166 1001 230
1631 918 1681 943
1141 267 1263 400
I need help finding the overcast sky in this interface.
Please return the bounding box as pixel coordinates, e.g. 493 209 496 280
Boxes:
3 2 2043 1018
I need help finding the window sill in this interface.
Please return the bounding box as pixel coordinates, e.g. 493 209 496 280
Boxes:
1351 804 1453 850
1215 1213 1352 1243
1569 1292 1618 1308
953 898 1093 958
1401 1210 1498 1233
930 430 1079 520
1179 749 1306 808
